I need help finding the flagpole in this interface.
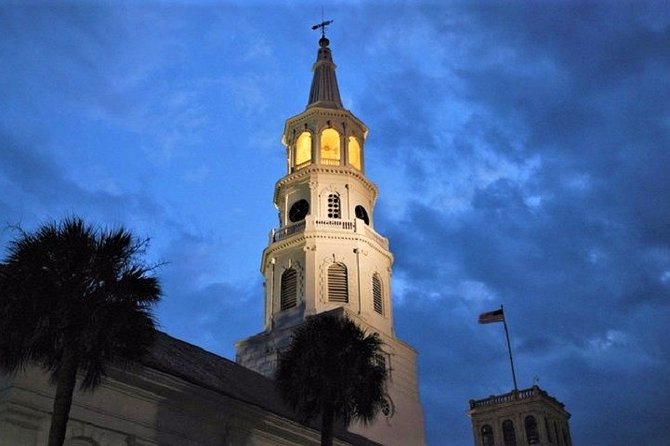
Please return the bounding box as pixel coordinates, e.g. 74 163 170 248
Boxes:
501 305 519 392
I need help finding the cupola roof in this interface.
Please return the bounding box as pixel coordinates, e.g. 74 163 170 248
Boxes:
307 35 343 109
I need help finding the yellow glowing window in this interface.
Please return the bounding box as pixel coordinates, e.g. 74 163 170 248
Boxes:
348 137 362 170
295 132 312 167
320 128 341 165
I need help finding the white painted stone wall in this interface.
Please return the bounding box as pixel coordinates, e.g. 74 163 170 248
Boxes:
0 365 359 446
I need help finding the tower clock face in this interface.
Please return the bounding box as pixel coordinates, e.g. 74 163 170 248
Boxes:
289 199 310 222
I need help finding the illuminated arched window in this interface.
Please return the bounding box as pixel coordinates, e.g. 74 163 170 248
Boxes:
525 416 539 445
503 420 517 446
372 273 383 314
295 131 312 168
320 128 340 165
328 263 348 303
348 136 362 170
280 268 297 310
481 424 495 446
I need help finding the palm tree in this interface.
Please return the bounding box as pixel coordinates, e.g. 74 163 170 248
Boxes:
275 312 388 446
0 217 161 446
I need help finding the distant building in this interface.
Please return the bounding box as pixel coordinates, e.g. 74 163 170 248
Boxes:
468 386 572 446
235 32 425 446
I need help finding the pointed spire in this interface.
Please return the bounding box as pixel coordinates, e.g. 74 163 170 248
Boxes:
307 35 343 109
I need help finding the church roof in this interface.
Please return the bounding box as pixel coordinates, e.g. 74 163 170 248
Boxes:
307 36 343 109
142 331 380 446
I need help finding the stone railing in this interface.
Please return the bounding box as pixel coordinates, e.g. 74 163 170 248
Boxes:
321 159 341 166
362 224 388 248
271 221 306 242
270 218 389 249
314 219 355 230
469 386 551 409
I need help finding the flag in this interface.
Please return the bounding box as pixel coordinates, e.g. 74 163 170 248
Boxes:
478 308 504 324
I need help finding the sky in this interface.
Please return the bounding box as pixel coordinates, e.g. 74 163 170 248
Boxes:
1 1 669 445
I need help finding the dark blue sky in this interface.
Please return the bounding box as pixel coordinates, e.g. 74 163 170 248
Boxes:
2 2 669 445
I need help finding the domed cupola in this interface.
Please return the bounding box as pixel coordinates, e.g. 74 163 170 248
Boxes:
281 32 369 176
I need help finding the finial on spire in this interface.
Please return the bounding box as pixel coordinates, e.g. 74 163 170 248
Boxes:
307 17 342 109
311 19 333 37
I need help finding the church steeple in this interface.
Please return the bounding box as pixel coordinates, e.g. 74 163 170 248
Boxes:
236 28 425 445
307 35 343 109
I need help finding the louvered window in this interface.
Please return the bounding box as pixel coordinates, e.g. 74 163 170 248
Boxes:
481 425 494 446
525 416 539 445
374 353 386 370
280 268 297 310
503 420 517 446
545 418 552 443
372 274 383 314
327 194 341 219
328 263 348 302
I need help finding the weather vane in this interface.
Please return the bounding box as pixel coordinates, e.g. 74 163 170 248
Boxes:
311 19 333 38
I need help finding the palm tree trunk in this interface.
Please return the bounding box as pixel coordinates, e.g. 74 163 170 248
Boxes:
48 346 79 446
320 404 335 446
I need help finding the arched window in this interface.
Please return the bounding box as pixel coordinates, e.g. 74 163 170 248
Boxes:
328 263 348 303
295 131 312 168
327 193 341 219
481 424 495 446
545 417 552 443
355 205 369 225
372 274 383 314
503 420 517 446
320 128 341 165
348 136 362 170
525 416 539 445
280 268 297 310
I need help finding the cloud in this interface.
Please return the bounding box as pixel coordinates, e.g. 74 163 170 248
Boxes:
1 2 669 445
353 3 670 444
156 230 263 359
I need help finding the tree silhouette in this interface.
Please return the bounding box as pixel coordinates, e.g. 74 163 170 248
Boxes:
0 218 161 446
275 313 387 446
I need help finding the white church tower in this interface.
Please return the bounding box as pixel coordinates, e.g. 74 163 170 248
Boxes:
236 30 425 445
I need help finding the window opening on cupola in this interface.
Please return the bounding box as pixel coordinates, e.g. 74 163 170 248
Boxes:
372 273 383 314
503 420 517 446
328 263 348 302
280 268 297 310
348 136 362 170
327 194 341 218
481 425 494 446
545 417 552 443
525 416 539 445
320 128 341 165
355 205 369 225
295 131 312 169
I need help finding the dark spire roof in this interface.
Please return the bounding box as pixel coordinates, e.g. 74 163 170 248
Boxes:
307 36 343 109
